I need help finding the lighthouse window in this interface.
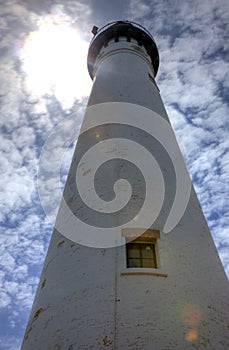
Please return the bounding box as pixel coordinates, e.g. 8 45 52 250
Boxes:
122 229 160 270
126 242 157 268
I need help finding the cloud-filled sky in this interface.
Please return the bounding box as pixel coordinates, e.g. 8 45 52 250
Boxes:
0 0 228 348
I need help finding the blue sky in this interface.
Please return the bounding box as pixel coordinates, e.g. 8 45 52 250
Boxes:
0 0 228 349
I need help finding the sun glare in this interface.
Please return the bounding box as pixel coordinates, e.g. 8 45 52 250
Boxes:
21 12 91 109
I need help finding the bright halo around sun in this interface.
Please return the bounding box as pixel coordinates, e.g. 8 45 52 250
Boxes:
21 13 91 109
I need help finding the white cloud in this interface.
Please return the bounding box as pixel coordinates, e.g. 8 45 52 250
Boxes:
129 0 151 19
0 290 11 308
0 335 21 350
0 252 16 274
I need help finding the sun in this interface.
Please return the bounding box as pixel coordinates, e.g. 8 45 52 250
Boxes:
21 12 91 109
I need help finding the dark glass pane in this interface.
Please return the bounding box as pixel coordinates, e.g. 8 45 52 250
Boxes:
142 258 156 268
128 258 141 268
141 244 155 258
127 243 141 258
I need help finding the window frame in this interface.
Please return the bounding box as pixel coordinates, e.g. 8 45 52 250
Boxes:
122 228 160 270
126 240 158 268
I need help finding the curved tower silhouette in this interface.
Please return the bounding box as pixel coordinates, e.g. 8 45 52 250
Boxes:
21 21 228 350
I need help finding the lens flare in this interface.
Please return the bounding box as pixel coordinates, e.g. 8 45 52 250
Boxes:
182 304 201 342
185 328 198 341
20 11 91 108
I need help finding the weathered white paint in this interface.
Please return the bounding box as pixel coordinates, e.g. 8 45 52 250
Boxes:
21 22 229 350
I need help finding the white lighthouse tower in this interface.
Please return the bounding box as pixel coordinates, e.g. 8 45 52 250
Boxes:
21 21 228 349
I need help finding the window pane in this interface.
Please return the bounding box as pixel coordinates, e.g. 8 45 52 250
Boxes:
127 243 141 258
128 258 141 268
142 258 156 268
141 244 155 258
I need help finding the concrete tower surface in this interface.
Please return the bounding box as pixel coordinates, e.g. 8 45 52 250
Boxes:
21 21 228 349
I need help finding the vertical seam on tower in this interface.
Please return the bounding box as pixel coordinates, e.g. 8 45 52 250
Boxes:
113 245 118 349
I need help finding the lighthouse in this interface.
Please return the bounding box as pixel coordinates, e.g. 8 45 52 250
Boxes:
21 21 228 349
